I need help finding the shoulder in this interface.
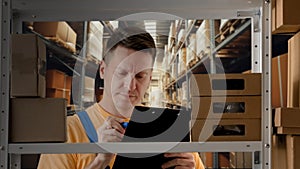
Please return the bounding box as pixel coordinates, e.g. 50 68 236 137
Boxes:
193 152 205 169
66 113 89 143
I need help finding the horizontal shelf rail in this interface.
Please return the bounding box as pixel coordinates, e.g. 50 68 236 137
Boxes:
9 141 262 154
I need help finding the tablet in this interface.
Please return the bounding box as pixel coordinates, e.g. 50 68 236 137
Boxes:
112 106 191 169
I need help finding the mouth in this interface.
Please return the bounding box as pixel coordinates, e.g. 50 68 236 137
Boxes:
118 93 137 98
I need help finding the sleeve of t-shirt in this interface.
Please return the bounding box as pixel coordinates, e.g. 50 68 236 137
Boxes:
193 152 206 169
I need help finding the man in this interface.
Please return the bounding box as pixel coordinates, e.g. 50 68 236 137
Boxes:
38 26 205 169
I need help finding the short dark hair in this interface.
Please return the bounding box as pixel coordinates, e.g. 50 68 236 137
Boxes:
103 26 156 64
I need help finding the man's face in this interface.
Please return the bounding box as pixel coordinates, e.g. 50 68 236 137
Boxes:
101 46 153 117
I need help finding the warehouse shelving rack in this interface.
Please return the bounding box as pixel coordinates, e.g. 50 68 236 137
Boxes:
1 0 271 169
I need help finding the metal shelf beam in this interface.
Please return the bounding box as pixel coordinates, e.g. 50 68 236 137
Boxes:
9 142 262 154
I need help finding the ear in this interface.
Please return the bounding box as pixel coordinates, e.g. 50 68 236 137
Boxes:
99 60 106 79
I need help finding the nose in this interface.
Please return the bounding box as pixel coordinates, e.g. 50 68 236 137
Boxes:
124 74 136 91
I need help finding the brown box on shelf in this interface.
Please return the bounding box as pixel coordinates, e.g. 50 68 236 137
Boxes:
191 119 261 141
288 32 300 107
287 135 300 169
33 22 68 42
274 107 300 127
205 152 230 168
33 22 77 52
66 24 77 47
230 152 252 169
272 53 288 108
10 98 67 142
196 20 211 59
191 96 261 119
65 75 72 91
190 73 261 97
272 0 300 34
276 127 300 135
272 135 287 169
46 88 71 105
11 34 46 98
46 69 66 89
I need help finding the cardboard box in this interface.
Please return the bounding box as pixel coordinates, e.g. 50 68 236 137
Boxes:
276 127 300 135
191 96 261 119
46 88 71 105
191 119 261 141
272 53 288 108
65 75 72 91
205 152 230 168
272 135 287 169
33 22 77 52
33 22 68 42
10 98 67 142
230 152 252 169
86 32 103 61
190 73 261 96
275 107 300 127
272 0 300 34
11 34 46 97
196 20 211 58
287 135 300 169
46 69 66 89
288 32 300 107
46 69 72 90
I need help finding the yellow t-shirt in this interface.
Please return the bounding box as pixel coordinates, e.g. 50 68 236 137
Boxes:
37 103 205 169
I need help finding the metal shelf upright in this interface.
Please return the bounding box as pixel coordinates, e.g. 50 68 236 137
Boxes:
0 0 272 169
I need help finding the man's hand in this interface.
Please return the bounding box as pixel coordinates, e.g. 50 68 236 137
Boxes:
162 153 195 169
85 117 126 169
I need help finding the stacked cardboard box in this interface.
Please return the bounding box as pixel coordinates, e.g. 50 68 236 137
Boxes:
83 76 95 102
229 152 252 169
273 107 300 169
196 20 211 59
10 98 67 142
46 69 72 105
190 73 261 168
288 31 300 107
11 34 46 98
33 22 77 53
86 21 104 61
274 108 300 135
10 34 67 143
272 53 288 108
190 73 262 142
272 0 300 34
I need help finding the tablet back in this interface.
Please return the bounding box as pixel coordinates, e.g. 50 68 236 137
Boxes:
112 106 191 169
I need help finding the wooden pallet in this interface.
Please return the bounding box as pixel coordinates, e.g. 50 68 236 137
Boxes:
86 54 101 64
46 37 76 54
188 57 200 69
218 19 247 42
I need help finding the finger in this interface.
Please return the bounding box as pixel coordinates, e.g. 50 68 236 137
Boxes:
106 117 126 133
110 121 125 134
102 129 124 142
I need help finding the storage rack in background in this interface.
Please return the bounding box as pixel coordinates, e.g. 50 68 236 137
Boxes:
163 19 252 109
0 0 271 169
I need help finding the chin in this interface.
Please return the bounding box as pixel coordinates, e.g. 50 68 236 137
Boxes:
115 103 134 114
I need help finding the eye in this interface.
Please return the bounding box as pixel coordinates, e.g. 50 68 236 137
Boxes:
135 72 147 79
116 70 127 76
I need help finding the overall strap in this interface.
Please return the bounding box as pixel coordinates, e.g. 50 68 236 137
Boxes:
77 111 98 143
